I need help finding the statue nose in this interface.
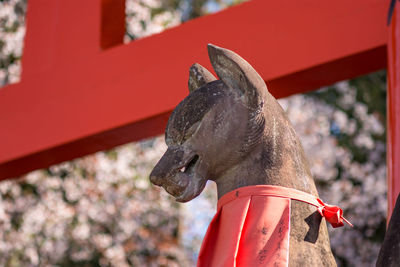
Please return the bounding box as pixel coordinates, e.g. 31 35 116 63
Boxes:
149 169 163 186
149 147 184 186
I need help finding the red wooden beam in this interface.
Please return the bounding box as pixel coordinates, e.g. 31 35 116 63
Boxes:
0 0 388 180
387 2 400 219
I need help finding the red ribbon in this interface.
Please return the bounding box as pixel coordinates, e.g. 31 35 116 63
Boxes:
316 199 353 228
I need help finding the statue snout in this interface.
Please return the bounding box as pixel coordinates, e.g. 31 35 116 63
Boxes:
149 147 184 187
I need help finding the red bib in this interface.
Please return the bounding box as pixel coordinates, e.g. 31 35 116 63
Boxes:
197 185 351 267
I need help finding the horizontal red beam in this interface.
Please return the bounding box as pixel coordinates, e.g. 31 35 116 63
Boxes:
0 0 388 180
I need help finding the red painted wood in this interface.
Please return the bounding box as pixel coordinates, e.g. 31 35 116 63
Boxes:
0 0 388 180
387 3 400 219
101 0 125 49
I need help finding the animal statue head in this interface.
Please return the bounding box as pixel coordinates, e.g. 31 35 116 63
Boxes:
150 44 315 202
150 44 341 266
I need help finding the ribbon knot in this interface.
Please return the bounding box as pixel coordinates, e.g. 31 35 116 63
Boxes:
316 199 353 228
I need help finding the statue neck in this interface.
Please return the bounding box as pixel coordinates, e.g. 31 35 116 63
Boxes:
215 131 318 200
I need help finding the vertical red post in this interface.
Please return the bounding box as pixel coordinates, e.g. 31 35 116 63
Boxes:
21 0 125 80
387 2 400 219
101 0 125 49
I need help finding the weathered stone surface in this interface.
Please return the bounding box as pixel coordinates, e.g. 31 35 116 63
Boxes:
150 44 336 266
376 194 400 267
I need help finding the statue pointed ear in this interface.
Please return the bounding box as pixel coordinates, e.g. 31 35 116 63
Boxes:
188 63 216 93
207 44 267 109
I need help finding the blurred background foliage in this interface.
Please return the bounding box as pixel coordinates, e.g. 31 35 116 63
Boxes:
0 0 387 266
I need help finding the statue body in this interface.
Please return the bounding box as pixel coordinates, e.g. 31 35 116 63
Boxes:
150 44 337 266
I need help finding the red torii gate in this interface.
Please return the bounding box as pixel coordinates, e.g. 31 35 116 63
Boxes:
0 0 398 216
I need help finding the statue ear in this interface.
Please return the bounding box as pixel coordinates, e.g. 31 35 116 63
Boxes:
207 44 267 109
188 63 216 93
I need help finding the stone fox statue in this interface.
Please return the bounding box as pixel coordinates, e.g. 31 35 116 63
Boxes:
150 44 350 266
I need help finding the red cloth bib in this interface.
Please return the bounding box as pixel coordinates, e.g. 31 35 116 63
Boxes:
197 185 351 267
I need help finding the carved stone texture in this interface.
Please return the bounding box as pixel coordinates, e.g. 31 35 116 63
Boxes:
376 194 400 267
150 44 336 266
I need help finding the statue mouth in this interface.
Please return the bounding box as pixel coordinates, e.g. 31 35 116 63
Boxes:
166 154 207 202
179 154 199 175
150 150 208 202
174 154 208 202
